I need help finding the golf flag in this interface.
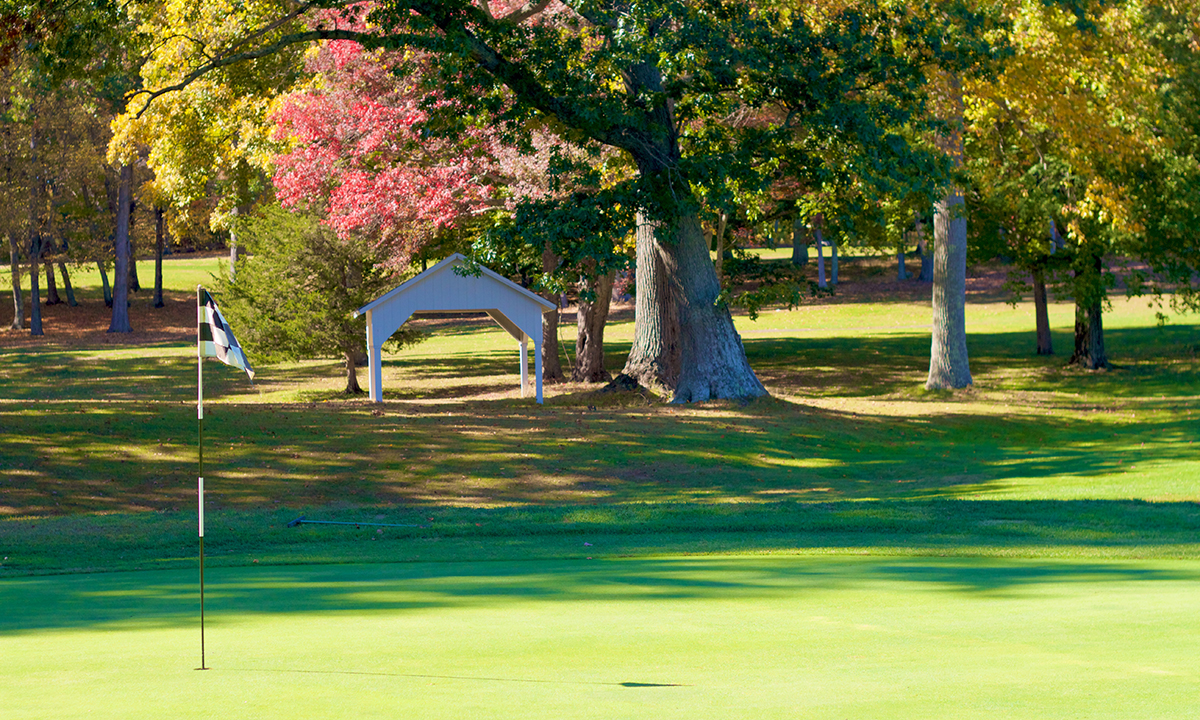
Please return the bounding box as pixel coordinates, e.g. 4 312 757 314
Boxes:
198 288 254 380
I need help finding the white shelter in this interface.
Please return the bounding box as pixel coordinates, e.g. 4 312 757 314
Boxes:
354 254 557 403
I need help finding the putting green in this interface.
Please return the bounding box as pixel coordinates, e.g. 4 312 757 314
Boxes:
4 555 1199 719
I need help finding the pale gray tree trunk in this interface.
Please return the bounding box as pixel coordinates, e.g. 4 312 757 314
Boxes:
108 163 134 333
897 247 908 280
926 74 972 390
573 270 614 383
620 211 680 390
926 187 972 388
8 232 22 330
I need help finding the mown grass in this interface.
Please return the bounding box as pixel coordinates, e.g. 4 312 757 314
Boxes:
2 253 1198 577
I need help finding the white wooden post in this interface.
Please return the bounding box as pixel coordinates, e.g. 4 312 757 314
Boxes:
519 337 529 398
534 334 543 404
366 310 382 403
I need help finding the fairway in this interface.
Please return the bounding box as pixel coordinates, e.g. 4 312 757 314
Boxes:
4 253 1199 718
3 555 1199 720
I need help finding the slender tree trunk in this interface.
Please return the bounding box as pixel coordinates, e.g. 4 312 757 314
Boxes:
27 124 42 336
128 225 141 293
713 211 728 277
897 247 908 280
28 236 42 335
344 349 362 394
42 245 60 305
154 206 165 308
815 222 827 289
926 73 972 390
1032 266 1052 355
540 244 565 382
1069 254 1108 369
56 259 77 306
8 232 22 330
108 163 133 333
790 217 807 266
97 260 112 308
916 211 933 282
573 270 614 383
830 237 839 286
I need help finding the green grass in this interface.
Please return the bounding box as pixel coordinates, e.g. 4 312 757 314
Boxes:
3 252 1199 718
4 556 1200 719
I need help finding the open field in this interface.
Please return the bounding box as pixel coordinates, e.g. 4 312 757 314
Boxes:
2 253 1199 718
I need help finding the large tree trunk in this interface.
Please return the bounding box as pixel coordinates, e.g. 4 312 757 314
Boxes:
154 206 165 308
8 232 22 330
540 245 565 382
662 214 766 403
108 163 134 334
926 73 972 390
790 217 807 266
1069 253 1108 369
620 211 680 390
926 186 972 388
1032 266 1052 355
573 270 614 383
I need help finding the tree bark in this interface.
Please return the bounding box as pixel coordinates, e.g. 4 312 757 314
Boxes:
926 187 972 388
108 163 134 333
663 214 767 403
42 244 60 305
97 260 112 307
1032 266 1052 355
8 232 22 330
344 349 363 393
620 211 681 390
926 73 972 390
830 237 839 286
154 206 165 308
573 270 614 383
1069 254 1108 369
540 244 565 383
57 259 77 306
897 247 908 280
790 217 807 266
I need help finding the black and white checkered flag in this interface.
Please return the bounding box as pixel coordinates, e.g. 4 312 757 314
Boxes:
198 288 255 380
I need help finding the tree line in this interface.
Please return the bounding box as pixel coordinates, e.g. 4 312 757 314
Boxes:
3 0 1198 400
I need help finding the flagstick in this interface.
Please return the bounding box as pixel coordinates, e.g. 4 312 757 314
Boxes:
197 286 207 671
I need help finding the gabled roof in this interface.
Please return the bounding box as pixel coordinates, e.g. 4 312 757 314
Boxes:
354 253 555 317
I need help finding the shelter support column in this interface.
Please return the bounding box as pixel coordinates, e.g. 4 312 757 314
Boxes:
366 310 383 403
534 334 543 404
520 337 529 398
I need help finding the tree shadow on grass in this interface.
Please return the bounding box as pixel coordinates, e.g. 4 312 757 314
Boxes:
3 553 1198 635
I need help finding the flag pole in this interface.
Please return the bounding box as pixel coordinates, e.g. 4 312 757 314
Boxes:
197 285 207 671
